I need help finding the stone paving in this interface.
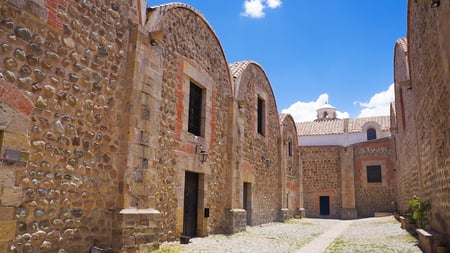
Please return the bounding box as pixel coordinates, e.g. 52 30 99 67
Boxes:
154 216 422 253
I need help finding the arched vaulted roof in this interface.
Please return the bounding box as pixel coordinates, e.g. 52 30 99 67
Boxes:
146 3 233 95
280 113 296 129
230 60 278 108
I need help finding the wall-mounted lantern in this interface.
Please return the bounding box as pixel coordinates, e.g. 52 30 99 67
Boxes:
193 136 208 164
198 148 208 164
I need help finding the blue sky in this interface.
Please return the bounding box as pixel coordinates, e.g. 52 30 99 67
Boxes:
147 0 407 121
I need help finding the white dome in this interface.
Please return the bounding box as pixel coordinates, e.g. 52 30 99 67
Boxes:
316 102 337 120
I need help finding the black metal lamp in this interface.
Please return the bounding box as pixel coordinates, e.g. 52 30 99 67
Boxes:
431 0 440 8
198 149 208 164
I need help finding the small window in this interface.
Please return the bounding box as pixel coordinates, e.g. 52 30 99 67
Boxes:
367 128 377 140
288 141 292 157
257 97 265 136
188 82 203 136
367 165 382 183
0 129 3 152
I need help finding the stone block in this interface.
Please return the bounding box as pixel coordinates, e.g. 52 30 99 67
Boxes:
416 228 440 253
1 186 22 207
341 208 358 220
279 208 289 222
0 169 15 186
225 209 246 234
0 207 15 220
0 220 16 241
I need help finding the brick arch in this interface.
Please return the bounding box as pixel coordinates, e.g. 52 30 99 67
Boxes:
0 79 34 116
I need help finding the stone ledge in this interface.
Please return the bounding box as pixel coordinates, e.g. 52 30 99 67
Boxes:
119 207 160 215
416 228 441 253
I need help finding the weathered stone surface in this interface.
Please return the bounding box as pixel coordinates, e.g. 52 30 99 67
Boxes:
0 221 16 241
14 48 26 60
393 2 450 237
2 1 445 253
15 27 32 41
4 57 18 70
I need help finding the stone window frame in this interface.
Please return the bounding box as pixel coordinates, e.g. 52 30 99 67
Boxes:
188 81 204 137
366 128 377 140
360 160 387 188
257 96 266 136
0 126 4 157
361 121 381 141
182 60 213 141
288 140 292 157
366 165 382 182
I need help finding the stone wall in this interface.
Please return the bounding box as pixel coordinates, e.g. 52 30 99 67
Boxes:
144 4 234 240
393 38 420 214
300 139 395 219
232 61 282 226
280 114 301 218
353 138 395 217
300 146 342 218
0 0 139 251
394 0 450 238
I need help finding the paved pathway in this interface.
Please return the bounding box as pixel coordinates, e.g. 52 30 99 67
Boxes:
295 220 353 253
155 216 422 253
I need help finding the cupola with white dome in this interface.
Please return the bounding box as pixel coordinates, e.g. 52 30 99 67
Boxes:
316 101 337 121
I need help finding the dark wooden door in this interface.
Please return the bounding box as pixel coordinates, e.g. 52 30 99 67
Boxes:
243 182 251 225
183 172 199 237
319 196 330 216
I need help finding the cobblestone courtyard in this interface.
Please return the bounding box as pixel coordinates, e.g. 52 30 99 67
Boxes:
154 216 422 253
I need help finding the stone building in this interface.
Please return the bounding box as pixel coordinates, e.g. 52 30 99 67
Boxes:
392 0 450 245
0 1 300 252
297 103 396 219
0 0 448 252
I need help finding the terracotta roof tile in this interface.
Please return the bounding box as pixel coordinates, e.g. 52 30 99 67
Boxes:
229 61 252 78
348 116 391 133
296 119 344 136
296 116 391 136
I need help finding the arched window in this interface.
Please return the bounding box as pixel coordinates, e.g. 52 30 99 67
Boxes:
367 128 377 140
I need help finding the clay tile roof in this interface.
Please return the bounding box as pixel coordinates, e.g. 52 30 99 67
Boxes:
396 38 408 53
348 116 391 133
279 114 288 122
229 61 252 78
296 119 344 136
296 116 391 136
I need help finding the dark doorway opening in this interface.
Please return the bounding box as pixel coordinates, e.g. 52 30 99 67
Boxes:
319 196 330 216
183 172 199 237
243 182 252 225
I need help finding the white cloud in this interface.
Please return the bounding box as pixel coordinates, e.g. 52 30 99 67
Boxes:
355 83 394 118
241 0 282 18
282 93 350 122
266 0 282 8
